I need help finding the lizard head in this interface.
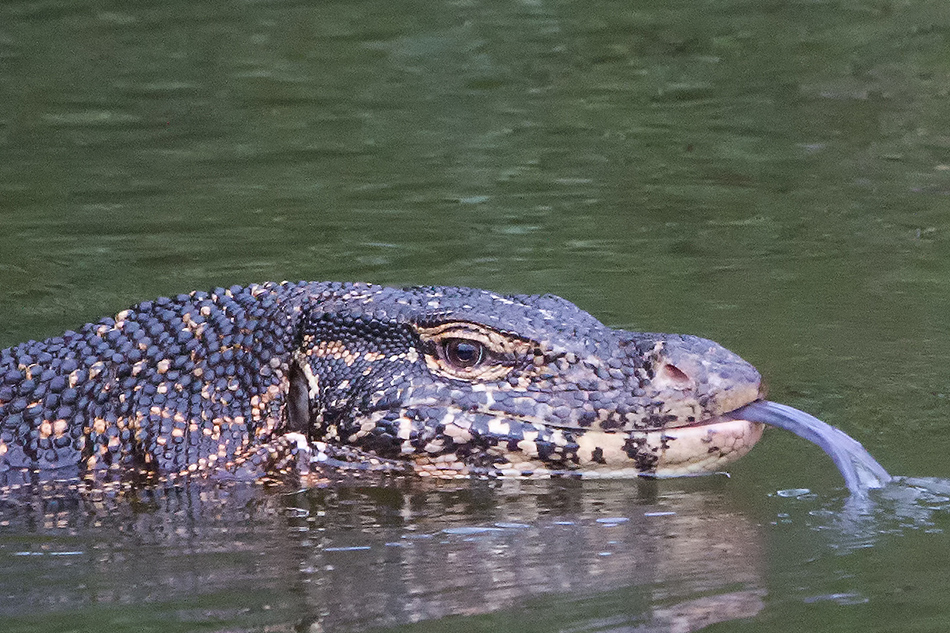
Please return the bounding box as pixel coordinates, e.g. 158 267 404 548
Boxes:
287 283 765 478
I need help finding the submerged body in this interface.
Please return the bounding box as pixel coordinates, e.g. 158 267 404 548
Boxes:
0 281 885 493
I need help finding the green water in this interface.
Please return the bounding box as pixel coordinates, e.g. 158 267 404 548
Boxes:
2 0 950 631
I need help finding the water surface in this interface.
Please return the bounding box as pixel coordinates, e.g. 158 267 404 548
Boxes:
2 0 950 631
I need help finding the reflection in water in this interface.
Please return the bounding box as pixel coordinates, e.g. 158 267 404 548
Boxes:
290 482 766 631
6 476 950 631
0 479 765 632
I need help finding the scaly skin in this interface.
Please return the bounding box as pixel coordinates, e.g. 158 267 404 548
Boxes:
0 281 766 486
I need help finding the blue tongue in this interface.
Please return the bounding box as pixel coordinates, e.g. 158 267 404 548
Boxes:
728 400 892 496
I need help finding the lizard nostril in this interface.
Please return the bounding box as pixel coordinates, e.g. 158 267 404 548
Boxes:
658 363 693 389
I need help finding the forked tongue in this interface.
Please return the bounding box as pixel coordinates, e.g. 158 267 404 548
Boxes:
728 400 892 496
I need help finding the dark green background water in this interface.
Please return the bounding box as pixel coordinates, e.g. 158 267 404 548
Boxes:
2 0 950 631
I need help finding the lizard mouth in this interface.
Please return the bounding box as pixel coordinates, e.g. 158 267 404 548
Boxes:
647 414 766 477
647 400 891 492
396 403 769 479
402 400 891 494
626 377 771 476
554 411 766 478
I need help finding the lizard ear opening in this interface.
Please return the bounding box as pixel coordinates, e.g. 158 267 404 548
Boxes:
287 362 312 434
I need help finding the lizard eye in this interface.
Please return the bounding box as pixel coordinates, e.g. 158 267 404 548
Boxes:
415 321 535 381
442 338 485 369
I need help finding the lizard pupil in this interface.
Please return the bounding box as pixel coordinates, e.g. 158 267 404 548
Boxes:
443 339 485 369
